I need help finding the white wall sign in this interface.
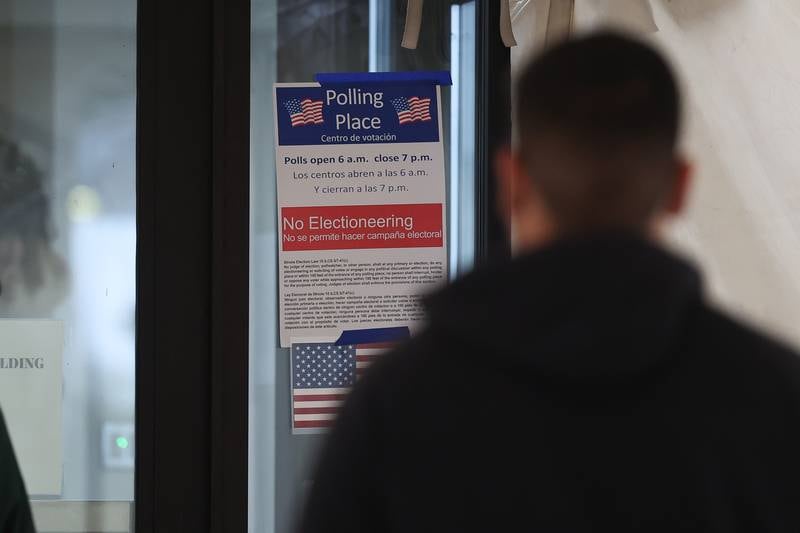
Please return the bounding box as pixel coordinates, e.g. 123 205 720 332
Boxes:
0 319 63 495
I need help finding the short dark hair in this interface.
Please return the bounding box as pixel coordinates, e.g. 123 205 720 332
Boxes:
515 31 682 232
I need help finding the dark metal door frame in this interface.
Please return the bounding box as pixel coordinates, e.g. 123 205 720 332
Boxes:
135 0 250 531
475 0 512 264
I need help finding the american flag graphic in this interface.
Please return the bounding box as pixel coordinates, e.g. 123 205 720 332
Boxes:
284 98 324 126
292 341 396 430
390 96 432 124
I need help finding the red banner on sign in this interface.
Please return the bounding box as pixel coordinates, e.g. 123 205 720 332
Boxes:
281 203 443 251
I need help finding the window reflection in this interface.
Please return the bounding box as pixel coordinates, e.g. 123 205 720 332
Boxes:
1 1 135 528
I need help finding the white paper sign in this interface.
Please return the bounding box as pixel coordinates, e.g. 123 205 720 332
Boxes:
0 320 63 495
273 75 449 346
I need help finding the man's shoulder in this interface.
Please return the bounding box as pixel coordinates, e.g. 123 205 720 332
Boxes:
692 303 800 388
353 327 470 406
364 328 452 381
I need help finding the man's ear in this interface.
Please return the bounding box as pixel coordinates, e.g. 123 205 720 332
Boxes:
664 157 692 215
494 145 524 228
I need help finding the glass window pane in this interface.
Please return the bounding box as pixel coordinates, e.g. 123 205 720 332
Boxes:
1 1 136 531
250 1 475 531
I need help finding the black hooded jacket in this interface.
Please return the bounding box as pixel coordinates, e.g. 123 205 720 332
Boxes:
299 235 800 532
0 410 33 533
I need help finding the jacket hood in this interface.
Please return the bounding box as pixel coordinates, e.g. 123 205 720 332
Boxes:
425 234 702 383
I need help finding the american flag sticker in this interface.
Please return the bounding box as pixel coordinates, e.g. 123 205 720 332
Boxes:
284 98 324 127
291 341 396 432
390 96 432 124
355 342 395 377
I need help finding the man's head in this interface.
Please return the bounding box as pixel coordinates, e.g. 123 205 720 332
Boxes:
497 31 691 250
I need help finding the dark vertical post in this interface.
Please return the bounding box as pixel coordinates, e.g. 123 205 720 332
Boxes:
475 0 511 265
134 0 156 527
136 0 250 531
210 0 250 532
136 0 214 530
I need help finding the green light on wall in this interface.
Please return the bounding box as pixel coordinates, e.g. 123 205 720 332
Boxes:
116 437 129 450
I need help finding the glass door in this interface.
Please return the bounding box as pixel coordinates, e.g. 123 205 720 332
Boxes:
250 1 476 531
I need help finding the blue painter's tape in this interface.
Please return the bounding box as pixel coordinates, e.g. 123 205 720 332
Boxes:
316 71 452 86
335 327 411 346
